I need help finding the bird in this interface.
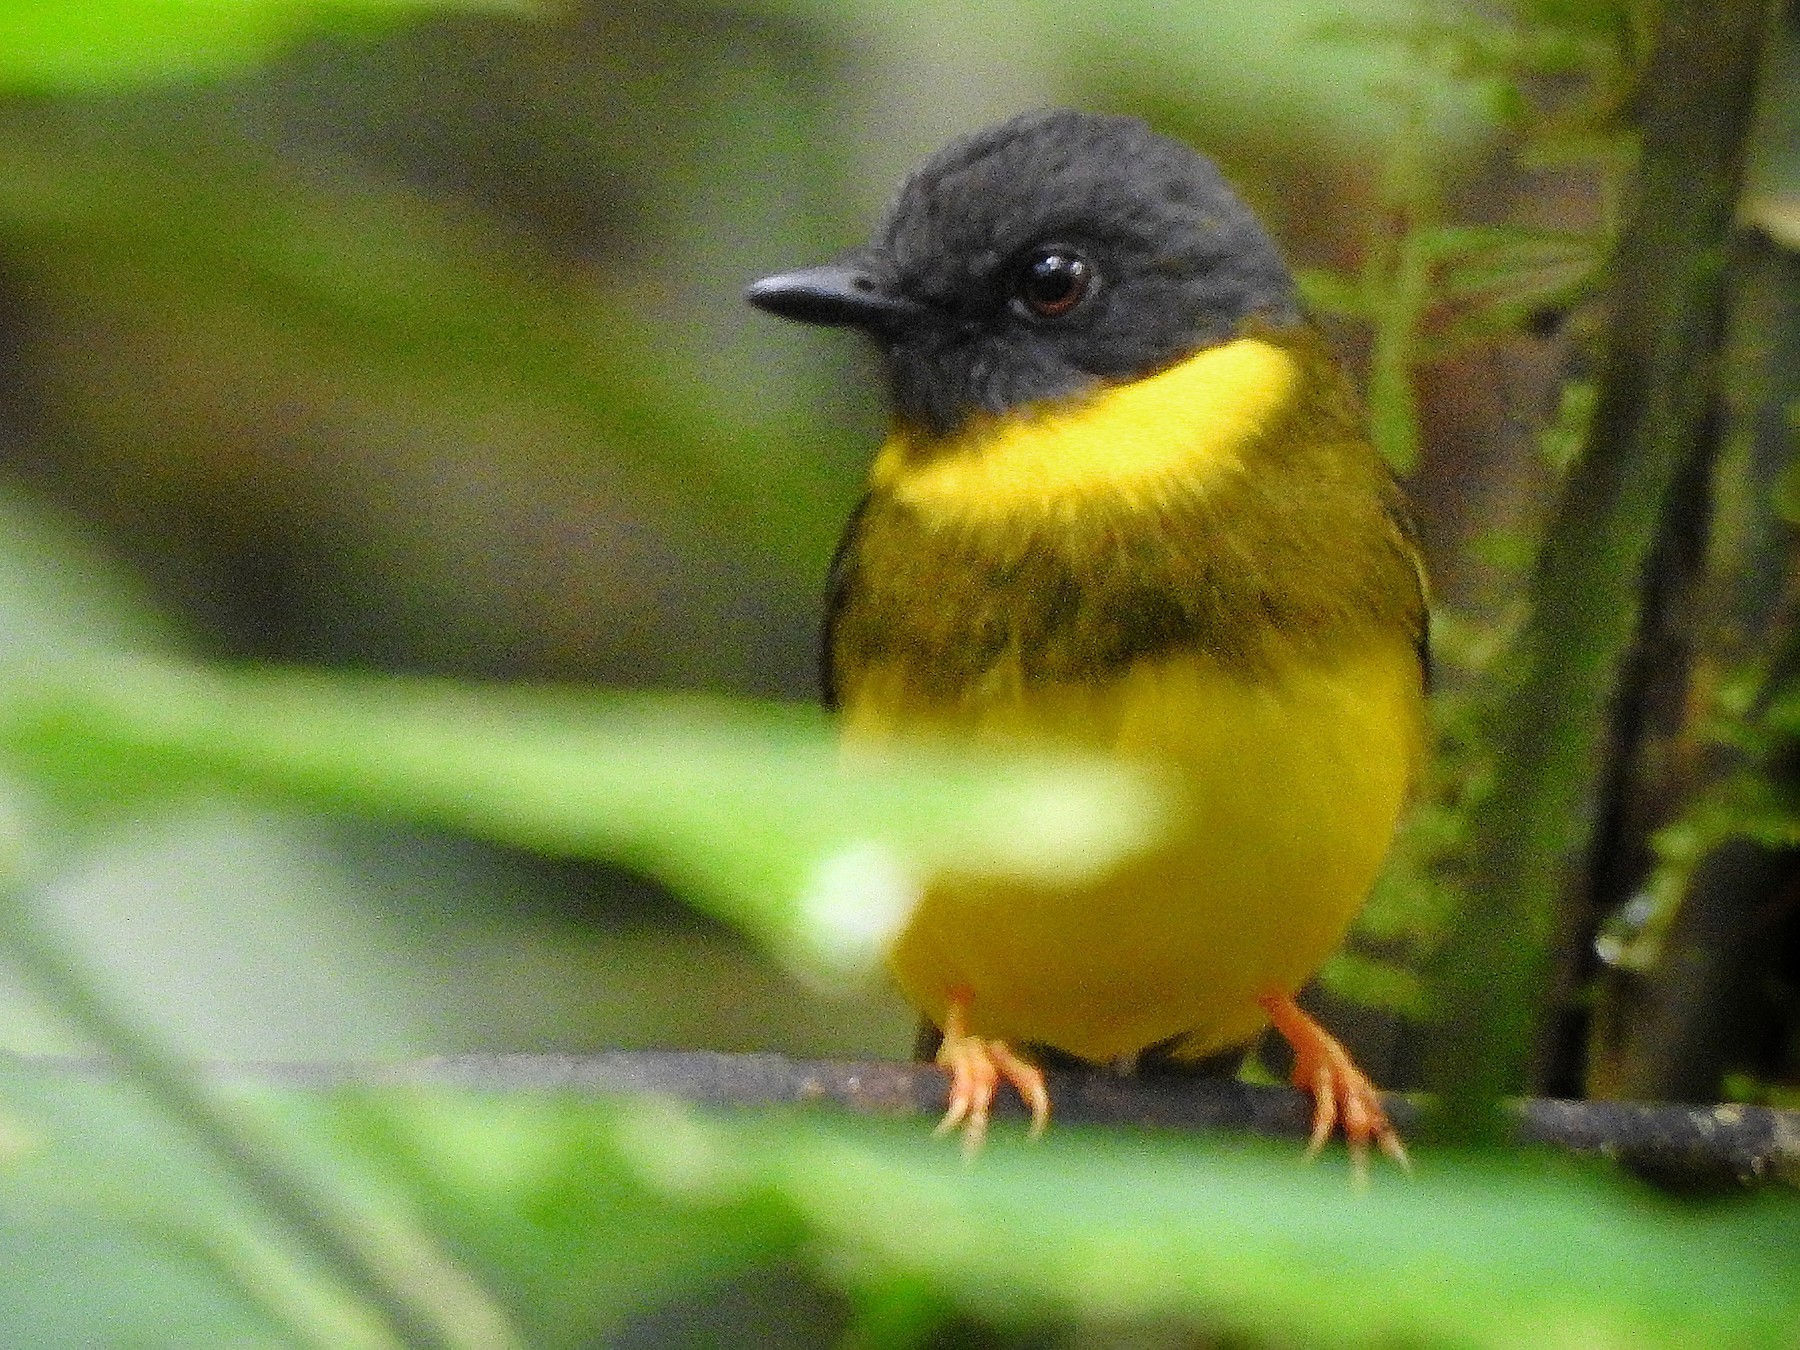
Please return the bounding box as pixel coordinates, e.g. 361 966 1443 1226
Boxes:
747 109 1425 1169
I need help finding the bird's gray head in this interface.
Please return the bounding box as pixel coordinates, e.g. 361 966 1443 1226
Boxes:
747 108 1300 438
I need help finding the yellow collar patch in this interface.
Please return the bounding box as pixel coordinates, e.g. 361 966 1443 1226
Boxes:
870 336 1301 517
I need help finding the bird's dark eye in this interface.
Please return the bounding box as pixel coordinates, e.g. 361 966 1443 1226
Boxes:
1014 247 1092 318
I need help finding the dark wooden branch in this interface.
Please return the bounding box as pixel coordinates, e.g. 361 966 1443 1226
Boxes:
22 1050 1797 1188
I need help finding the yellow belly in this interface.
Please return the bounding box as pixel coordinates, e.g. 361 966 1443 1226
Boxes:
841 641 1423 1062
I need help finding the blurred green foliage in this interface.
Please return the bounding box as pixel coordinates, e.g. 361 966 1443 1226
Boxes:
0 660 1168 982
0 0 541 91
5 1060 1800 1347
0 0 1795 1345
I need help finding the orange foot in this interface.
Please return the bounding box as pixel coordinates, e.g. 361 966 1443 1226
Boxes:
1258 991 1409 1179
933 989 1049 1157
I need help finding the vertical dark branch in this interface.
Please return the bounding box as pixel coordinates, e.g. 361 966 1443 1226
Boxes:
1586 230 1800 1103
1538 389 1718 1099
1427 0 1779 1140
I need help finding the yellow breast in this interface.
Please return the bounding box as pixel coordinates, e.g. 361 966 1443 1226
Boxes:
844 642 1423 1061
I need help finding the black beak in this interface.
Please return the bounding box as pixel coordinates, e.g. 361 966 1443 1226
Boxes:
745 261 926 333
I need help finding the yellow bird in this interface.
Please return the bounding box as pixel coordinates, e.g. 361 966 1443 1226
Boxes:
748 109 1425 1166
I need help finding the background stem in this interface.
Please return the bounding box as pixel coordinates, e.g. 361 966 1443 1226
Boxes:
1427 0 1780 1141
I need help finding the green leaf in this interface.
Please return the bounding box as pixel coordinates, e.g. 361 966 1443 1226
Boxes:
1318 948 1425 1014
1540 380 1598 473
427 1094 1800 1348
1468 528 1541 571
1773 423 1800 524
306 1090 802 1346
1295 266 1372 318
0 0 541 92
1408 223 1576 262
1427 230 1598 303
18 1064 1800 1349
1759 678 1800 737
0 1057 430 1347
0 661 1169 983
1311 12 1612 81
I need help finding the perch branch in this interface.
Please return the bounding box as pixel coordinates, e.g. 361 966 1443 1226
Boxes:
20 1050 1797 1187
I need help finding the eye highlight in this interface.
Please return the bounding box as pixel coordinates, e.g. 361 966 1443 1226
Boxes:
1014 246 1093 318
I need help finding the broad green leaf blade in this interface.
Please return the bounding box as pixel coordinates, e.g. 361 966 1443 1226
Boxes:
341 1088 1800 1348
0 1057 394 1348
0 661 1170 982
296 1089 803 1347
0 0 542 92
9 1057 1800 1348
672 1109 1800 1348
0 1060 787 1347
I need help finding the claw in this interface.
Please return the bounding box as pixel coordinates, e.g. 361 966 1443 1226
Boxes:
933 989 1050 1156
1259 992 1408 1176
1304 1060 1337 1160
988 1041 1051 1139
